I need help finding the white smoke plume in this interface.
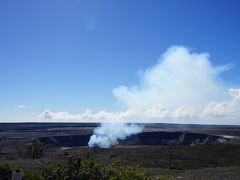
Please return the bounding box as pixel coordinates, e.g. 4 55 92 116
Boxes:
88 123 143 148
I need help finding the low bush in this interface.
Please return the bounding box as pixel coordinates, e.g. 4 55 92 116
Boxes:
42 157 150 180
0 162 12 180
155 176 174 180
27 140 45 159
23 170 44 180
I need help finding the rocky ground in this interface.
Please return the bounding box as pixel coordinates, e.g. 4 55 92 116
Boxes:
0 123 240 179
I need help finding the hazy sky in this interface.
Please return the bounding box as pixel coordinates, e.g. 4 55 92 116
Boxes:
0 0 240 123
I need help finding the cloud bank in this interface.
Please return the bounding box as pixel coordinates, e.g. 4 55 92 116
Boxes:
39 46 240 125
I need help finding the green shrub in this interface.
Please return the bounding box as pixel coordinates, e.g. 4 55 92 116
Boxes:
27 140 45 159
43 157 105 180
42 157 150 180
155 176 174 180
23 170 44 180
106 160 150 180
0 162 12 180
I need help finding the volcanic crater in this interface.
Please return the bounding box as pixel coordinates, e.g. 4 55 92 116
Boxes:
39 131 229 147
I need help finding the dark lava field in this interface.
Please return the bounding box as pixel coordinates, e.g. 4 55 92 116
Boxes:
0 123 240 179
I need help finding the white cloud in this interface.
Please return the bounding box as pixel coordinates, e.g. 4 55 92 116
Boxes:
113 46 228 110
39 46 240 125
15 105 32 110
202 88 240 120
173 106 195 119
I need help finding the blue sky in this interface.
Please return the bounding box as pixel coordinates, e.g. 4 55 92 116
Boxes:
0 0 240 123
